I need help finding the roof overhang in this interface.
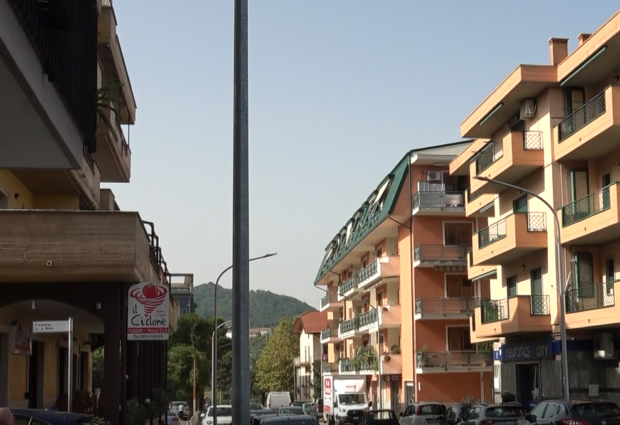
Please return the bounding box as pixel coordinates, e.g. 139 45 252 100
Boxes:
460 65 558 139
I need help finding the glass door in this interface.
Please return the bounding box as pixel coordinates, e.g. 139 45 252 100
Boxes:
530 268 544 314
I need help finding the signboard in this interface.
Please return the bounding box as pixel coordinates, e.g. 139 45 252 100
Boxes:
9 322 31 355
33 320 70 333
323 376 332 413
127 282 170 340
499 339 554 362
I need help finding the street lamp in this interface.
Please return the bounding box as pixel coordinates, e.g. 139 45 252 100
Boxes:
474 176 570 398
212 319 232 425
212 252 277 425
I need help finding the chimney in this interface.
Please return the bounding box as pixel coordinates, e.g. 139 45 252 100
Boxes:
577 33 592 46
549 38 569 65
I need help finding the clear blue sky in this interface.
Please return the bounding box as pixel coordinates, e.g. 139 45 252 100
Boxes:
108 1 619 307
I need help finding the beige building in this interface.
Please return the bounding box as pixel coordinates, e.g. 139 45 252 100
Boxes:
449 7 620 405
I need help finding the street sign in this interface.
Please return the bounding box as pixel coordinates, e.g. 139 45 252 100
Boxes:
33 320 71 333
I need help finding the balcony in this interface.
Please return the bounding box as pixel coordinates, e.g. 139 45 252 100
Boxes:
320 293 342 312
465 189 496 218
412 191 464 216
322 362 338 373
381 353 402 375
473 295 551 339
414 298 480 320
94 103 131 182
565 282 620 330
320 328 339 344
356 256 400 290
413 244 469 268
338 359 357 375
470 131 544 196
294 357 311 367
467 251 497 282
338 318 358 339
337 276 359 301
0 210 162 284
379 304 402 327
338 358 378 375
560 183 620 245
357 309 378 332
555 86 620 162
416 351 492 373
473 212 547 266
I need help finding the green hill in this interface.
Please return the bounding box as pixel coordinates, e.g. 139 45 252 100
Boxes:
194 282 316 328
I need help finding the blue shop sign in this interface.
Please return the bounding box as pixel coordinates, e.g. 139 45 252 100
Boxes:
497 339 554 362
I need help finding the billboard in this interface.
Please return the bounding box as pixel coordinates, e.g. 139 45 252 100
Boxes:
127 282 170 340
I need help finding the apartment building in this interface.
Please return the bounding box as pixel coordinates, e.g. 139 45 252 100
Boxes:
449 8 620 405
0 1 180 423
171 273 196 316
292 311 328 401
315 143 494 410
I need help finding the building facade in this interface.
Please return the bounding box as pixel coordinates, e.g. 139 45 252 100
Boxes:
292 311 327 402
0 1 182 423
171 273 195 316
449 7 620 405
315 143 494 412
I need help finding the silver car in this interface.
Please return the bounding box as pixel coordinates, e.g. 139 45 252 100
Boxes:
400 403 446 425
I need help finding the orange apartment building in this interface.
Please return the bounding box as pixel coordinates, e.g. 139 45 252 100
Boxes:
449 7 620 406
315 142 494 411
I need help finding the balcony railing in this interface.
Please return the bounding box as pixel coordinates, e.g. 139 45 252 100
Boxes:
339 359 356 373
530 295 550 315
320 295 330 309
415 298 481 315
475 142 502 175
566 282 615 313
358 309 378 327
527 212 547 232
339 318 358 334
418 351 492 368
338 276 358 296
321 328 335 340
414 244 469 263
357 261 377 283
412 191 464 209
524 131 543 150
142 221 170 284
480 299 509 323
561 186 611 227
478 219 507 248
322 362 336 373
558 92 606 142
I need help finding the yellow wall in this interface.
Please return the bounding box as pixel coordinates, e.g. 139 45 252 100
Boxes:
0 170 34 209
34 195 79 209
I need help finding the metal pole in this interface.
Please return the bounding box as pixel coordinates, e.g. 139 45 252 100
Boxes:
474 176 569 398
68 317 73 412
358 298 380 409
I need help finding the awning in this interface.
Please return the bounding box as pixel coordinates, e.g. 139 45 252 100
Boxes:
434 265 467 272
471 269 498 282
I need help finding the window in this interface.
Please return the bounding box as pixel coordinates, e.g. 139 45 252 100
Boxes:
574 252 594 297
376 290 384 306
528 403 547 420
513 195 527 213
376 246 383 258
447 327 473 351
542 404 559 419
446 276 472 298
507 276 517 298
606 258 615 295
444 222 472 246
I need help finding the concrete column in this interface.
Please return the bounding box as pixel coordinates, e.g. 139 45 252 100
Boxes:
103 285 121 425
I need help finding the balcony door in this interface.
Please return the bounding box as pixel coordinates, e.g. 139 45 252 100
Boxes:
603 173 611 210
530 268 544 314
574 252 594 297
569 170 589 217
447 326 473 351
446 276 472 299
606 258 615 299
444 222 472 247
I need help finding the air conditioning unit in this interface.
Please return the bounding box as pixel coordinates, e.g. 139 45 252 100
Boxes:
594 332 616 359
426 171 441 181
519 99 537 120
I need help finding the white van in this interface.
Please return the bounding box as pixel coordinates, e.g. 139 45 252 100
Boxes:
266 392 291 410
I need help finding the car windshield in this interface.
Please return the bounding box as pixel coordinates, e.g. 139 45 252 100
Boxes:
251 403 263 410
280 407 304 414
209 407 232 417
338 394 365 405
418 405 445 415
485 407 526 418
572 403 620 418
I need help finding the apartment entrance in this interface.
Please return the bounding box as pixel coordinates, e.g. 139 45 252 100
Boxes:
28 341 44 408
515 363 540 409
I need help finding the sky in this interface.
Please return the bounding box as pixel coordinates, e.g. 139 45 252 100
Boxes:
108 1 620 308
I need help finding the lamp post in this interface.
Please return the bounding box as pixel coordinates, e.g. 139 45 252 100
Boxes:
474 176 570 398
212 319 232 425
212 253 277 425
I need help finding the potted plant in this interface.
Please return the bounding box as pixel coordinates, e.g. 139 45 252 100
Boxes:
478 342 493 365
390 344 401 354
383 354 391 362
416 344 428 368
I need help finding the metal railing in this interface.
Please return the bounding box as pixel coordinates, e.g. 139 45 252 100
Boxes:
524 131 543 150
339 318 358 334
320 295 330 309
419 351 492 368
530 295 550 315
357 261 378 283
480 299 509 323
358 309 378 327
412 191 464 210
414 244 469 263
415 298 482 315
558 91 606 142
339 359 356 373
566 281 615 313
561 186 611 227
527 212 547 232
321 328 335 340
142 221 170 285
476 142 503 175
338 276 358 296
478 219 507 248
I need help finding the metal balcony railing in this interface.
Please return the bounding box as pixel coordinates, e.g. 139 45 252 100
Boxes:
415 298 482 315
566 282 615 313
321 328 335 340
320 295 330 309
414 244 469 263
475 142 502 175
524 131 543 150
530 295 550 315
412 191 464 210
527 212 547 232
357 261 377 283
478 219 507 248
338 276 358 296
419 351 492 368
142 221 170 285
561 186 611 227
322 362 336 373
339 318 358 334
480 299 509 323
358 309 378 327
339 359 356 373
558 91 606 142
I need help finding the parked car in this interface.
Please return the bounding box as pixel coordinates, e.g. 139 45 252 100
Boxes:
520 399 620 425
267 392 293 410
362 410 400 425
171 401 190 420
11 408 97 425
312 399 324 422
400 403 446 425
440 404 473 425
302 404 314 416
202 405 233 425
279 406 307 416
254 415 319 425
251 402 266 410
251 410 279 425
462 403 526 425
343 408 367 425
167 410 182 424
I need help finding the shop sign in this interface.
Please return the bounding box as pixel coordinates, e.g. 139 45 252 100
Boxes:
498 339 553 361
127 282 169 340
9 322 32 355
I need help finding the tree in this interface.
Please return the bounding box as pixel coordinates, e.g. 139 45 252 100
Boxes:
254 317 299 394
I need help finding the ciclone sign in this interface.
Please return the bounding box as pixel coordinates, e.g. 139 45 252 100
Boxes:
127 282 169 341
